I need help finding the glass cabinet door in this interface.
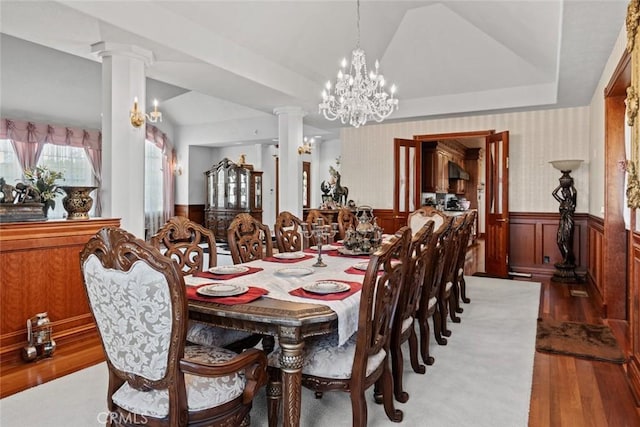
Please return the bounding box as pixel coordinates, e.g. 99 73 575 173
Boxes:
206 171 215 207
227 171 237 208
239 169 248 209
216 168 225 208
254 174 262 209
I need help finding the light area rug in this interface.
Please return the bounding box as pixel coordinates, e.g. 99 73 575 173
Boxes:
0 276 540 427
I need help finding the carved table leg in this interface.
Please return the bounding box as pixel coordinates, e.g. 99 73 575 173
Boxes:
279 337 304 427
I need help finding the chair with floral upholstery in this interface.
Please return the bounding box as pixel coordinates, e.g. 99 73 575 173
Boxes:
273 211 305 253
80 227 267 427
151 216 261 352
227 213 273 264
266 226 412 427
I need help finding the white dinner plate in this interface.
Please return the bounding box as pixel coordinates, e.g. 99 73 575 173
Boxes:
352 260 398 271
196 283 249 297
273 252 306 260
275 267 314 277
353 262 375 271
208 265 250 275
302 280 350 294
309 244 340 251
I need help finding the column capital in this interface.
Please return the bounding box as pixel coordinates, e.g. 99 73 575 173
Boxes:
273 106 306 117
91 42 155 66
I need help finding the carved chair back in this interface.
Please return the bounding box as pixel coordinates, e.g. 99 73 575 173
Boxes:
227 213 273 264
407 206 447 236
150 215 217 274
274 211 304 253
337 208 357 240
305 209 331 246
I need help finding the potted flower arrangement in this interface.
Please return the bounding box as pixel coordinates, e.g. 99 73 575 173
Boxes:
23 166 64 217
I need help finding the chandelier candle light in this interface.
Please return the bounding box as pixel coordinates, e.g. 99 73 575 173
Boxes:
319 0 399 128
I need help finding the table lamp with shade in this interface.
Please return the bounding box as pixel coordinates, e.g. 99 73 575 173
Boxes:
549 159 583 283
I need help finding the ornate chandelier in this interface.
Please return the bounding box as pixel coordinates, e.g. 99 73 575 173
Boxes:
319 0 398 128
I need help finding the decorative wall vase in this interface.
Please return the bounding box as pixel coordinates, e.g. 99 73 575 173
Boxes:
61 186 97 220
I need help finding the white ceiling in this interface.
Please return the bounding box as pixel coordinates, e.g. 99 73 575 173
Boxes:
0 0 628 145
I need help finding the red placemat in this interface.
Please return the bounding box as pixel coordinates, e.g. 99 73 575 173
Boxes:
193 266 263 280
344 267 383 275
187 285 268 305
289 280 362 301
263 254 314 263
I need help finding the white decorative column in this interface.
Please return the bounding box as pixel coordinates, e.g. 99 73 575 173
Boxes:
274 107 305 218
310 141 322 209
92 42 153 238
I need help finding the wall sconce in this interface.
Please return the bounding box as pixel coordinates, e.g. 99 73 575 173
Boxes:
173 163 183 176
298 136 318 155
130 97 162 128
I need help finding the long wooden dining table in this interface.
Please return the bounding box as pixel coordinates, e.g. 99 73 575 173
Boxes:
187 247 371 427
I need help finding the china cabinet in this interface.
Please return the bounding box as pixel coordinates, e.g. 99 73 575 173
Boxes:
204 158 263 241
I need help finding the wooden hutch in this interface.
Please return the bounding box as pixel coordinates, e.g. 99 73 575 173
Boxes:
204 158 263 241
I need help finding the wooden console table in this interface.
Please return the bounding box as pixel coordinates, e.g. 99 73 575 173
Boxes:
0 218 120 367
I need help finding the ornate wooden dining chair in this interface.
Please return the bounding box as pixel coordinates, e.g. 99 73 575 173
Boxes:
227 213 273 264
388 220 434 403
434 215 466 343
415 216 452 364
150 216 261 352
305 209 331 246
337 207 357 240
273 211 305 253
80 227 268 427
267 226 412 427
450 210 477 314
407 206 447 236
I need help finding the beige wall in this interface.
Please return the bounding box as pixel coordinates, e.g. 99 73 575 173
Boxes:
340 107 590 213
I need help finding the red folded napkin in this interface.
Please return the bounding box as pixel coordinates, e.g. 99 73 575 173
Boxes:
193 266 263 280
187 285 268 305
289 280 362 301
263 254 314 263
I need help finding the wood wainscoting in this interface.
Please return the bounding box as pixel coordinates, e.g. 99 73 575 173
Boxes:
508 212 588 277
175 204 205 226
372 209 395 234
0 218 120 368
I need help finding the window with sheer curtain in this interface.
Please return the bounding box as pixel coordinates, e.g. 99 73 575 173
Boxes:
145 139 164 238
38 143 94 219
0 139 94 219
0 139 22 186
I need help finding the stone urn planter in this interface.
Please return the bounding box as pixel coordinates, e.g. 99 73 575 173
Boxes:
61 186 97 220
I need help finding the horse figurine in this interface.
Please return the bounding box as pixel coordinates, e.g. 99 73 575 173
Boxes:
333 171 349 206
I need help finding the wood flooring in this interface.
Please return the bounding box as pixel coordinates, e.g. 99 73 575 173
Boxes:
1 248 640 426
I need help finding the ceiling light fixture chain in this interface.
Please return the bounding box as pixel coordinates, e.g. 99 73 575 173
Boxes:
319 0 398 128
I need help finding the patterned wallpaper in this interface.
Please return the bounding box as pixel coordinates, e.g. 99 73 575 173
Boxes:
340 106 591 213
